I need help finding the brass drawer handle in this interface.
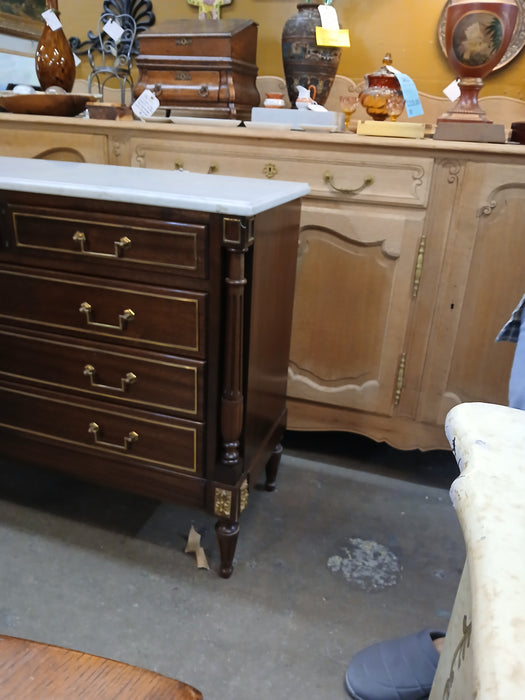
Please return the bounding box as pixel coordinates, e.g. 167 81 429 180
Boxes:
79 302 135 331
323 171 374 195
83 364 137 392
73 231 132 258
88 422 139 451
199 84 209 97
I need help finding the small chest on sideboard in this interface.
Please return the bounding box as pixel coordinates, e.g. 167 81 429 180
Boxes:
134 19 260 120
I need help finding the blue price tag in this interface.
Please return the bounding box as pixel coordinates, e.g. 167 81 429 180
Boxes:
388 67 424 119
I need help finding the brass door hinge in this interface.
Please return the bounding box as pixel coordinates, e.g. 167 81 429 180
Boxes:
394 352 407 406
412 232 427 298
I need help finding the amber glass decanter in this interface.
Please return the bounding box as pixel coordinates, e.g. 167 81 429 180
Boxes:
35 0 76 92
359 54 405 121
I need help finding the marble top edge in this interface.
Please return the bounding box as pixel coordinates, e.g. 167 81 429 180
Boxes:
0 157 310 216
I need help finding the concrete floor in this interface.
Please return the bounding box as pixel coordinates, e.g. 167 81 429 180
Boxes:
0 431 464 699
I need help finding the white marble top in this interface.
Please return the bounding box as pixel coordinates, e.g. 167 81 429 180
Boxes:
445 402 525 698
0 157 309 216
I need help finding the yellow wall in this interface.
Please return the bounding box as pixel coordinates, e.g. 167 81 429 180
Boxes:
62 0 525 99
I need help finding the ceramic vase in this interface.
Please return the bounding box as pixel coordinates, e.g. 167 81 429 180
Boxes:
281 2 341 108
35 0 76 93
439 0 518 122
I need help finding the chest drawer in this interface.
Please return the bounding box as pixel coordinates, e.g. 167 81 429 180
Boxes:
0 329 205 419
0 269 206 357
142 70 221 103
8 206 208 279
0 385 203 475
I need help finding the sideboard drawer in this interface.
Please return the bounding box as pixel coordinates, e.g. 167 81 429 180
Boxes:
0 269 206 356
315 154 433 207
9 206 208 279
128 138 433 207
0 385 203 475
0 329 205 419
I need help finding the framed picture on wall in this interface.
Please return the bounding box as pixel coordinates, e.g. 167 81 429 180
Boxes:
0 0 46 40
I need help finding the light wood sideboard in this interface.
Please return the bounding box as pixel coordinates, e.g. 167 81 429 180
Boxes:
1 114 524 451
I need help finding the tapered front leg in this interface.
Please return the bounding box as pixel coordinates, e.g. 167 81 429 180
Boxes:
265 441 283 492
215 520 240 579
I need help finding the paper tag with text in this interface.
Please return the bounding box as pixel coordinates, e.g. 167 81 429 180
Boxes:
103 18 125 43
132 89 160 119
318 4 339 30
316 27 350 48
42 9 62 31
387 66 424 118
443 79 461 102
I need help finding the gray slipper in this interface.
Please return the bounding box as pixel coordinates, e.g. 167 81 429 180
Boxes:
345 628 444 700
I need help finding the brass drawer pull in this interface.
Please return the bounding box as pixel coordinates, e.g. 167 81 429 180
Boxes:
88 422 139 451
323 171 374 195
79 302 135 330
73 231 132 258
83 364 137 392
199 84 209 97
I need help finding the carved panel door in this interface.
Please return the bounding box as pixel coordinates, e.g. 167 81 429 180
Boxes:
419 160 525 425
287 199 424 417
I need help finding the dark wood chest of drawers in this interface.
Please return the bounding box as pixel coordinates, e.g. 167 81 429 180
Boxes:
0 161 306 577
134 19 260 120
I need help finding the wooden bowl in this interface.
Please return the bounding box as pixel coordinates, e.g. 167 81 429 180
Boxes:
0 92 94 117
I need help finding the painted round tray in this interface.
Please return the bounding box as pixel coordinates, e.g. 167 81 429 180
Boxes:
0 92 94 117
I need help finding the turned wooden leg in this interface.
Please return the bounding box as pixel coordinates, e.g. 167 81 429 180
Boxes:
265 441 283 492
215 520 240 578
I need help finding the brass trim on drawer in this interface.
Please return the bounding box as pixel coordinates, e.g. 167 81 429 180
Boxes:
12 212 201 272
0 270 203 354
0 386 200 473
0 328 201 417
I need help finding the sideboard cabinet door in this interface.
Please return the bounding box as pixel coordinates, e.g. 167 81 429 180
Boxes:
418 160 525 425
287 200 423 418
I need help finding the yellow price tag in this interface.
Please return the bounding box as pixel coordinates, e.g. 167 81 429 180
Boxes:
316 27 350 48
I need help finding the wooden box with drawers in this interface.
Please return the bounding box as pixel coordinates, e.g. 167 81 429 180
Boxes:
0 159 307 577
133 19 260 120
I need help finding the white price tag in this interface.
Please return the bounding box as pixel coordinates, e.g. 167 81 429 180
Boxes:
443 79 461 102
103 18 125 43
42 9 62 31
318 5 339 31
73 53 81 67
132 89 160 119
388 65 424 118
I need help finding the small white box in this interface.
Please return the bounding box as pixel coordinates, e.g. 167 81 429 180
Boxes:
250 107 345 131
